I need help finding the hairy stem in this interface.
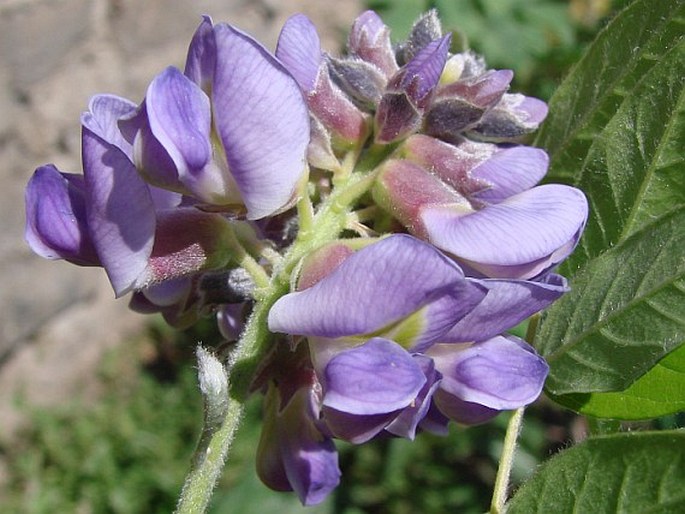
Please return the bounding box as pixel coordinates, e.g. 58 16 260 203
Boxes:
490 407 525 514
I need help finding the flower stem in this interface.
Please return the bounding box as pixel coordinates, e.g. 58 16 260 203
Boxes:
175 396 244 514
490 407 525 514
175 159 379 513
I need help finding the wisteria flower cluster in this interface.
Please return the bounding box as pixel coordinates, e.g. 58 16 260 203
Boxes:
24 9 587 507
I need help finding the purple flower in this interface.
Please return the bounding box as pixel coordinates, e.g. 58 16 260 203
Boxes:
373 135 588 279
268 234 487 351
268 233 561 448
122 18 310 219
26 94 239 297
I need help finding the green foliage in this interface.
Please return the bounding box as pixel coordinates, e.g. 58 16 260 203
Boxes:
549 343 685 420
534 0 685 415
507 431 685 513
1 339 203 514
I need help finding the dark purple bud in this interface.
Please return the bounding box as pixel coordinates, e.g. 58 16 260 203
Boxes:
396 35 451 107
327 56 387 110
375 35 451 143
425 98 487 141
374 91 422 144
440 69 514 108
398 9 443 65
468 93 549 142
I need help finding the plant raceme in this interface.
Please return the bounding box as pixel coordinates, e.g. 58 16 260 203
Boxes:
24 9 588 507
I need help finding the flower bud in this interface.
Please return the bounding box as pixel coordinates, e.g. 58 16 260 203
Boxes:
468 93 549 141
327 56 387 110
347 10 398 78
397 9 443 65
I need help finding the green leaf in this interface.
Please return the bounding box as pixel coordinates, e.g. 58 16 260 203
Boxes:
507 431 685 514
549 343 685 419
534 0 685 396
538 208 685 394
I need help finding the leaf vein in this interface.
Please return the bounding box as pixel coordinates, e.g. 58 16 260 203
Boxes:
620 47 685 240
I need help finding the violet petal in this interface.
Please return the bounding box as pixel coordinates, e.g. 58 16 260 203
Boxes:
276 14 322 93
82 127 155 296
385 355 442 439
81 94 137 158
279 388 341 505
470 145 549 203
212 24 309 219
421 184 588 278
268 234 467 339
430 336 549 410
444 274 568 342
25 165 99 265
184 15 217 92
324 337 426 415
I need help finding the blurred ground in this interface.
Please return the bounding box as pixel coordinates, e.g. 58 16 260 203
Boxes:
0 0 361 438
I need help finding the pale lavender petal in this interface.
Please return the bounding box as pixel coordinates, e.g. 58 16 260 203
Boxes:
147 185 183 210
276 14 322 93
82 127 155 296
348 11 386 50
432 391 499 425
471 146 549 203
421 184 588 279
323 338 426 415
386 355 442 439
81 94 137 157
212 24 309 219
444 274 568 342
429 336 549 410
146 67 212 177
184 16 216 91
120 101 182 191
516 95 548 125
268 234 467 338
25 165 99 265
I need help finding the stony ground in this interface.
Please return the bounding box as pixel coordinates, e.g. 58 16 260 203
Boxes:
0 0 361 438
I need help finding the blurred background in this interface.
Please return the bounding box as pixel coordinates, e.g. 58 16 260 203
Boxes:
0 1 651 513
